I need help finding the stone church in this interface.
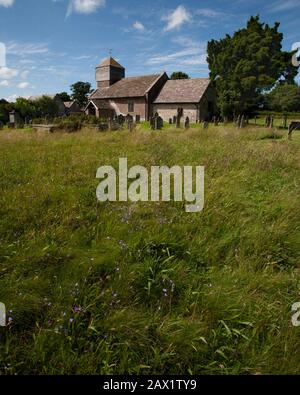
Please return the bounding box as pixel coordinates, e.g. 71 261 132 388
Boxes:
85 56 216 123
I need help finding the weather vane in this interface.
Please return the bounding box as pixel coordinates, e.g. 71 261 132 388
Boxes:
109 49 113 57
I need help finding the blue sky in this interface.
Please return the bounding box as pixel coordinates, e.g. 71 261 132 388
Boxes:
0 0 299 101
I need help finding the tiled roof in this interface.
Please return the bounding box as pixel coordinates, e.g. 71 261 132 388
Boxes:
90 74 162 99
97 56 124 69
153 78 211 103
90 99 114 110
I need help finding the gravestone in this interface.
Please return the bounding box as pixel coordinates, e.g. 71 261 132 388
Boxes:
169 118 173 125
128 122 136 132
203 121 209 129
173 115 177 124
135 115 141 123
265 114 271 128
116 114 125 126
155 116 163 130
126 114 133 124
185 116 190 129
240 115 245 128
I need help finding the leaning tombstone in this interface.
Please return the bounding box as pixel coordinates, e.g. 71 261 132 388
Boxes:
239 115 245 128
185 116 190 129
173 115 177 124
169 118 172 125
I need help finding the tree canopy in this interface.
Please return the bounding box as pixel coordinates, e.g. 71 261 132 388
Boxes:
57 92 71 102
266 83 300 112
170 72 190 80
71 82 91 107
207 15 299 117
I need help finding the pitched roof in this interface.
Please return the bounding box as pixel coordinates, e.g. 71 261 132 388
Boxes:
88 99 114 110
90 74 163 99
64 101 75 108
153 78 211 103
97 56 124 69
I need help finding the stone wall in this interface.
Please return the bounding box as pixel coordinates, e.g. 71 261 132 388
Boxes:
152 103 199 123
109 98 147 120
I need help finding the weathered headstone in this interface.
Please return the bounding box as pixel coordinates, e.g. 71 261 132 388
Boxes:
135 115 141 123
155 116 163 130
203 121 209 129
184 116 190 129
173 115 177 124
117 114 125 126
126 114 133 124
169 118 173 125
239 115 245 128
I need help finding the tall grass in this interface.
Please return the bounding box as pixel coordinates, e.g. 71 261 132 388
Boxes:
0 124 299 374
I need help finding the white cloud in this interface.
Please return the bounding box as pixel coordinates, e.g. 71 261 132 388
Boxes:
17 81 30 89
270 0 300 12
0 0 14 7
6 42 49 56
195 8 222 17
0 80 9 87
5 94 18 102
67 0 105 16
0 66 19 79
133 21 145 32
163 5 191 32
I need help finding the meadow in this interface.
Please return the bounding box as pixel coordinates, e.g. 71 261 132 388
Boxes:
0 123 299 375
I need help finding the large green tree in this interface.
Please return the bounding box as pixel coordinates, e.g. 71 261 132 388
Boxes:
57 92 71 102
266 83 300 112
170 72 190 80
0 99 14 124
70 82 91 107
15 98 38 120
207 15 299 117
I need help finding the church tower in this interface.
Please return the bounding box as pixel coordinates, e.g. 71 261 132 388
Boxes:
95 56 125 89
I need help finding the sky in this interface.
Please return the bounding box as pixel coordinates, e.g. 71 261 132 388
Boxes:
0 0 299 102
